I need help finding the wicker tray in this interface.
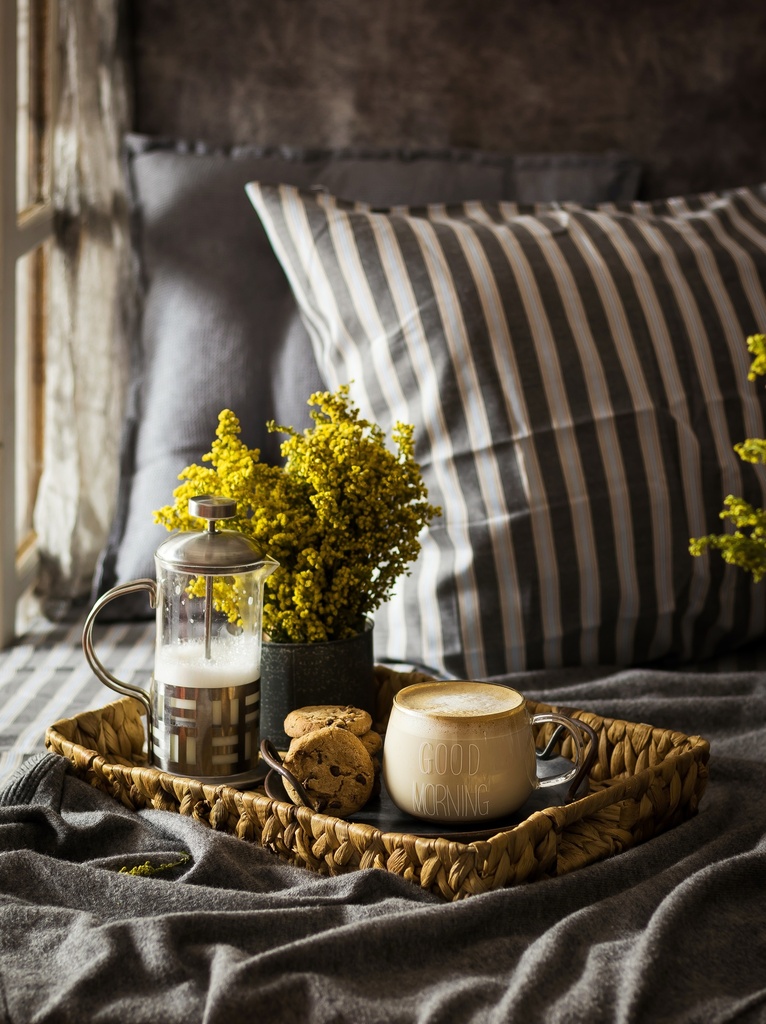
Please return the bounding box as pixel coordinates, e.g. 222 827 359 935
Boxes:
45 665 710 901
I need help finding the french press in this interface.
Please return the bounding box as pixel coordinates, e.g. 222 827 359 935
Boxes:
83 496 278 785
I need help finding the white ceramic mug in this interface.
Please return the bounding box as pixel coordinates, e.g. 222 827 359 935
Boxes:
382 680 586 824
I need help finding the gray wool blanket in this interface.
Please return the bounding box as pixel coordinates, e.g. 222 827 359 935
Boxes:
1 658 765 1023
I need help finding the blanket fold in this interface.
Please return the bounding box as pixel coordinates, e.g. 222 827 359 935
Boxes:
1 666 765 1023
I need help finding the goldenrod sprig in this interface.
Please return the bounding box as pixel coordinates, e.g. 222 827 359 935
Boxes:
154 386 441 643
690 334 766 581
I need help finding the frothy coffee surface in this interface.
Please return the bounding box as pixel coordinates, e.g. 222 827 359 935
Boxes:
396 681 524 718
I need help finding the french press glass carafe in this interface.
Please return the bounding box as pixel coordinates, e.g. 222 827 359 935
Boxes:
83 496 278 785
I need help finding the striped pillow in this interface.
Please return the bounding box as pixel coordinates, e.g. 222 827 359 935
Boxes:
247 182 766 677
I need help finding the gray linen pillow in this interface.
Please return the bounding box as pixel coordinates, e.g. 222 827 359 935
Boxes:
94 136 641 616
246 181 766 677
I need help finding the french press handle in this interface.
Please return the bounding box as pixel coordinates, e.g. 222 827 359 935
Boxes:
82 579 157 718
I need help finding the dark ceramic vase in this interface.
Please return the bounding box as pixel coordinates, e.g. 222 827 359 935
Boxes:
259 620 375 750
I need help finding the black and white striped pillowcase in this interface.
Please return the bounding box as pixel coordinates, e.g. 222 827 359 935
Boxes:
247 181 766 677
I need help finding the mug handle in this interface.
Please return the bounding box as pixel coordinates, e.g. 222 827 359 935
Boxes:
81 579 157 720
531 711 589 795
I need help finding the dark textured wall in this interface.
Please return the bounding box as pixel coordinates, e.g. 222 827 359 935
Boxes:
130 0 766 198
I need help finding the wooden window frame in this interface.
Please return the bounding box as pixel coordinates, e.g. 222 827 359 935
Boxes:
0 0 57 647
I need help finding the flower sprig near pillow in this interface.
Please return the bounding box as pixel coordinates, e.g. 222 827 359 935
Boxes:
690 334 766 581
153 386 441 644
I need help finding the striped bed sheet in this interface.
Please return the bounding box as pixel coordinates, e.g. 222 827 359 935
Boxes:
0 616 153 785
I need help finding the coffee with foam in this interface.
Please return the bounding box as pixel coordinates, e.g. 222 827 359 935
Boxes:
395 681 524 719
383 680 584 824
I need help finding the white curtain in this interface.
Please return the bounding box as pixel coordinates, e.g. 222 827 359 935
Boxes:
34 0 133 615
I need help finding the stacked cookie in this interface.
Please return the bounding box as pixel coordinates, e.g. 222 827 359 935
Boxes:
281 705 383 816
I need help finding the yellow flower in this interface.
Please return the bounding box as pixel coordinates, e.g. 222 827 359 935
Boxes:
690 334 766 581
746 333 766 382
154 385 441 643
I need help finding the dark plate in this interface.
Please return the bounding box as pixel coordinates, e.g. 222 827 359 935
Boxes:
263 754 589 841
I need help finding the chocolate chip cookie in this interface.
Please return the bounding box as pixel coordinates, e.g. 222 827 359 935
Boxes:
281 725 374 816
359 728 382 756
284 704 373 739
